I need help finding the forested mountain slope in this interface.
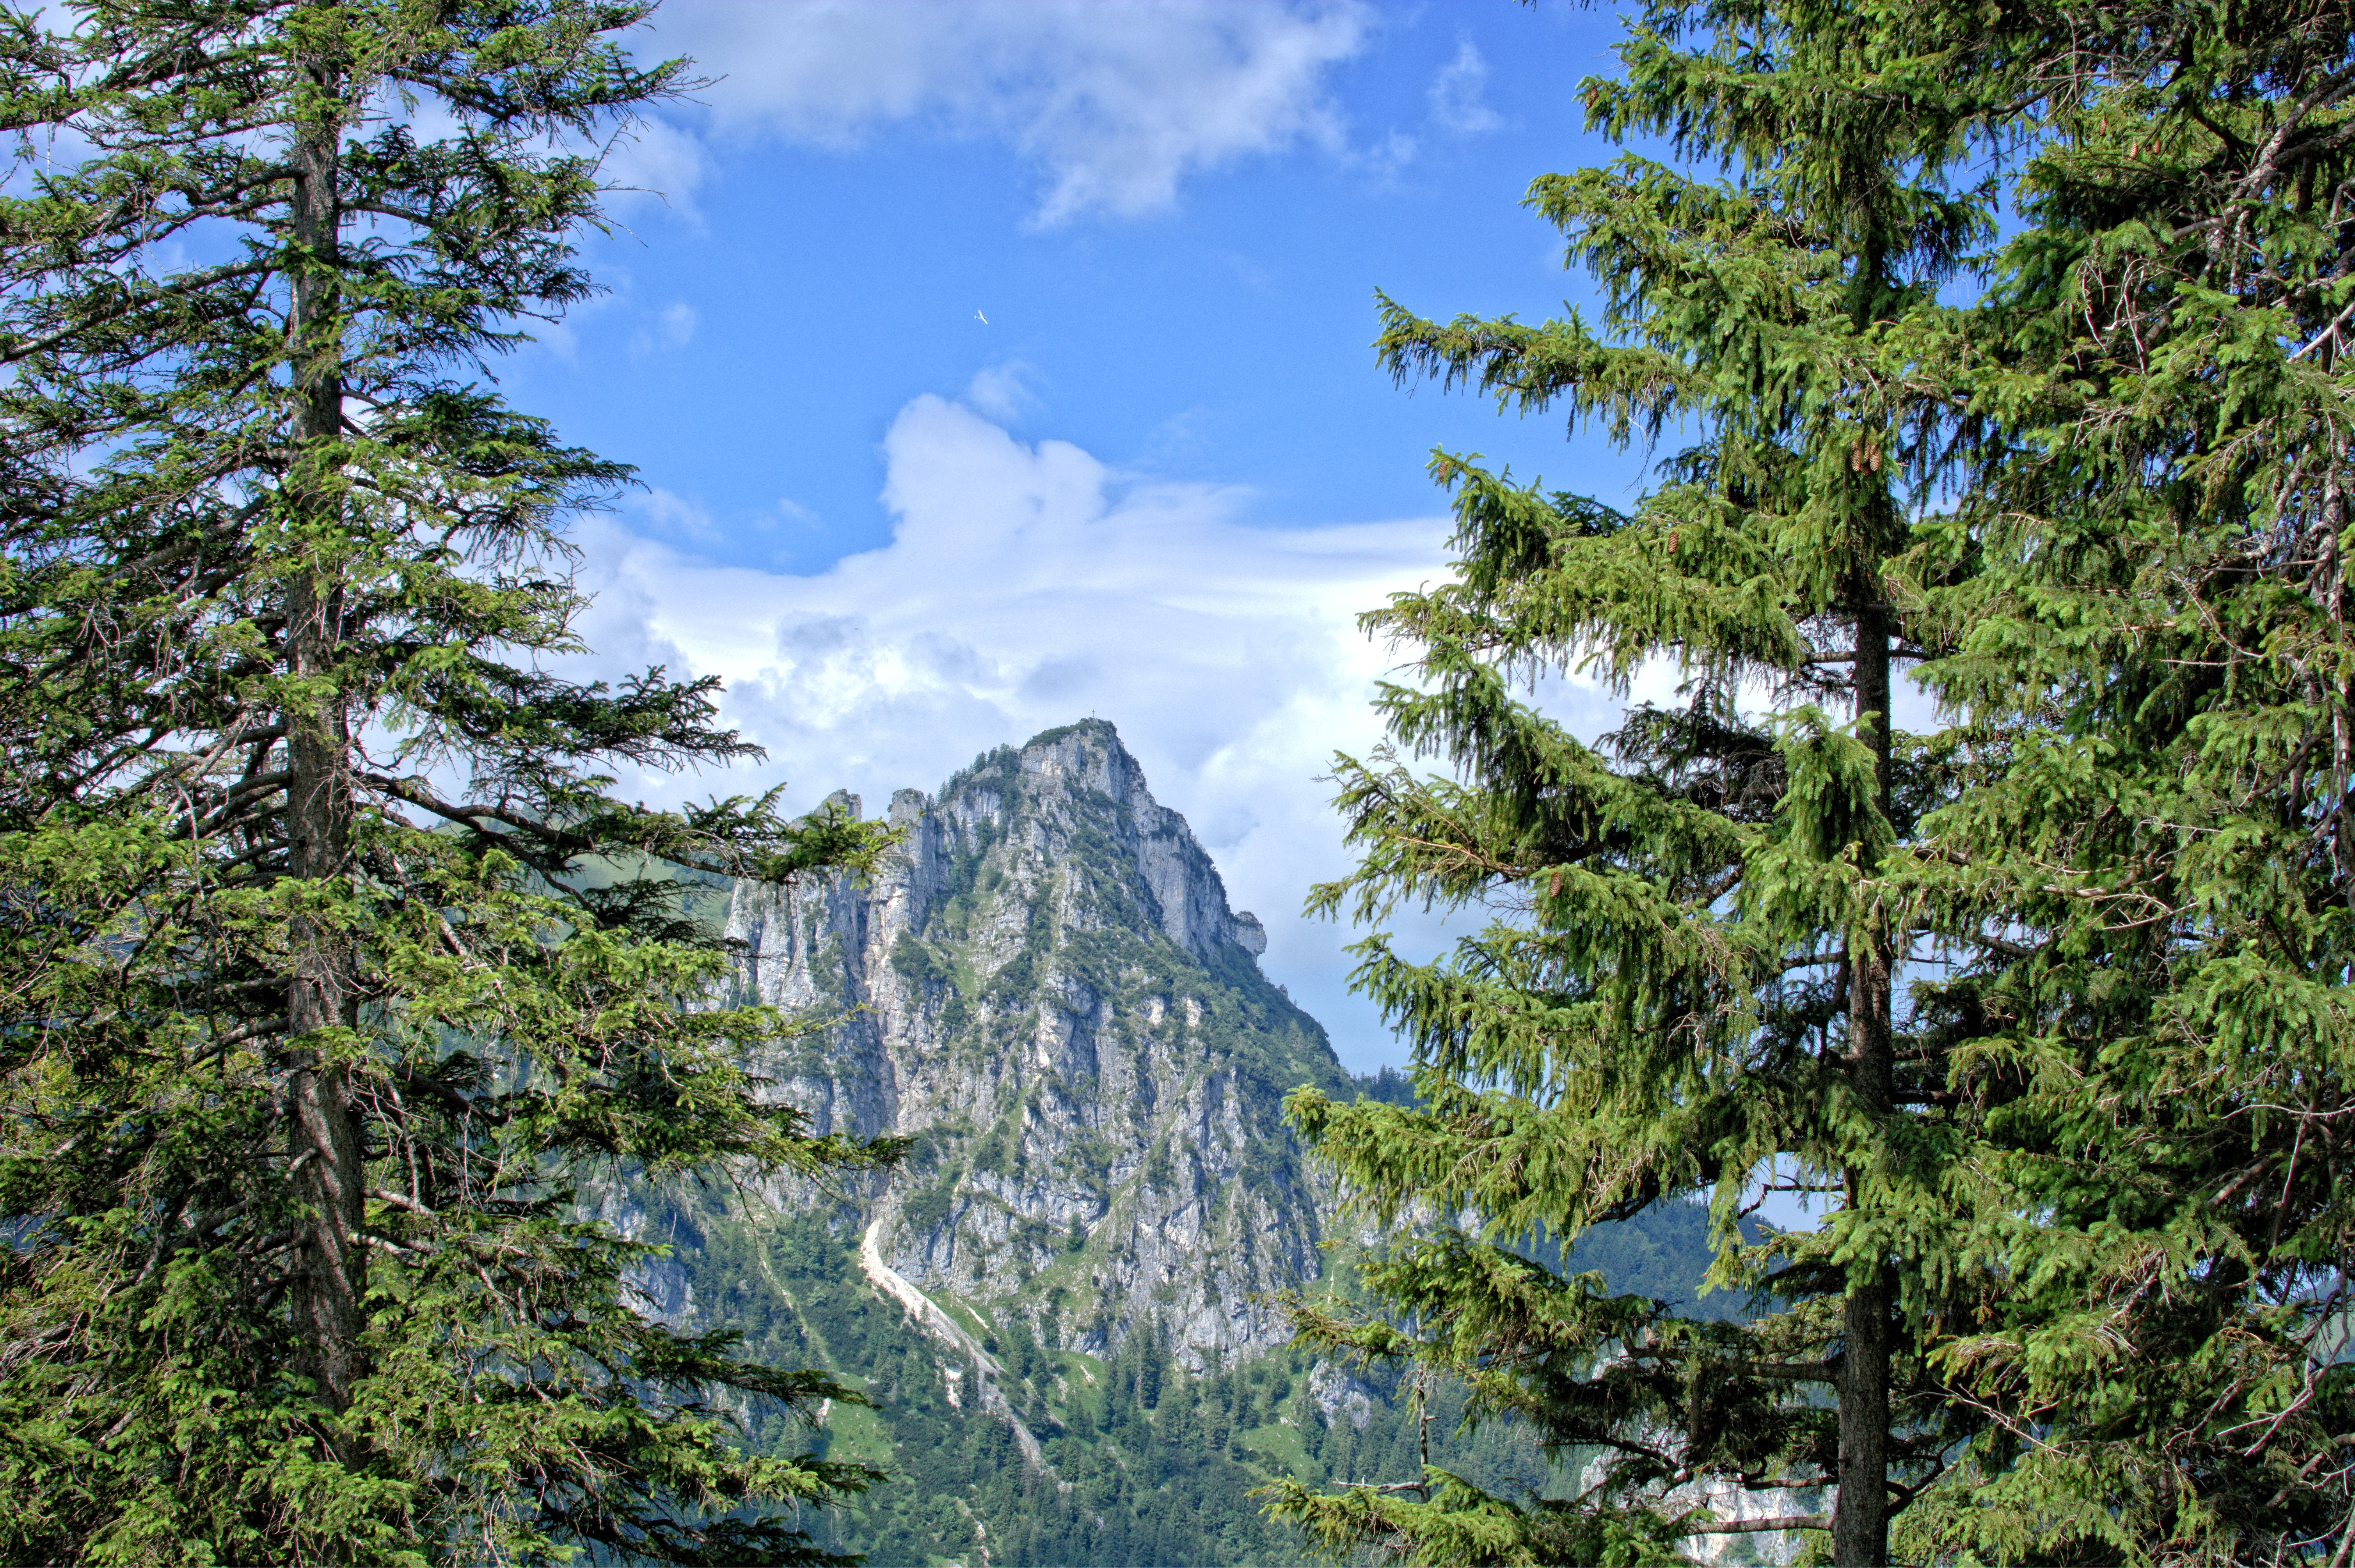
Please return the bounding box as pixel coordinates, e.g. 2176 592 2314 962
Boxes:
620 722 1729 1564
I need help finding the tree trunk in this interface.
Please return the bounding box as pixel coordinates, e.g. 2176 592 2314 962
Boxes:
284 57 364 1412
1833 600 1895 1566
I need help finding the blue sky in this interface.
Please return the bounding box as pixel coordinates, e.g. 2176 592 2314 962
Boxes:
522 1 1676 1072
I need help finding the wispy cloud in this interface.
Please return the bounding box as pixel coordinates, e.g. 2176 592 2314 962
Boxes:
630 1 1374 226
628 486 721 545
629 300 699 358
600 114 715 217
963 362 1039 422
1428 40 1501 135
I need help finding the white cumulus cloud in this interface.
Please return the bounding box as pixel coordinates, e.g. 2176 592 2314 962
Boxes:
634 0 1373 225
563 393 1620 1070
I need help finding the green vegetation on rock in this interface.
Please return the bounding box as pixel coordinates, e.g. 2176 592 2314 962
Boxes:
656 1182 1732 1566
617 718 1746 1566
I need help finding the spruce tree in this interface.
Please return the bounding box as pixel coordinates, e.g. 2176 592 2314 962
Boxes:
1261 1 2014 1561
0 2 897 1561
1887 1 2355 1559
1270 0 2355 1561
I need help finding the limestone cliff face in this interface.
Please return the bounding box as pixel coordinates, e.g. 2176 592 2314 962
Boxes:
723 720 1346 1367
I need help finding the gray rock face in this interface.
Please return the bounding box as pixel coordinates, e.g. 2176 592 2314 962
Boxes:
1307 1361 1379 1431
723 720 1348 1368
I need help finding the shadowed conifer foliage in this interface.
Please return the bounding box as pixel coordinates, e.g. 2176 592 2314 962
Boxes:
0 3 900 1561
1889 0 2355 1560
1265 0 2355 1565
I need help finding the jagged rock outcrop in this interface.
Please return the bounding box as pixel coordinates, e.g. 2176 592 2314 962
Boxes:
1306 1362 1379 1432
722 720 1348 1371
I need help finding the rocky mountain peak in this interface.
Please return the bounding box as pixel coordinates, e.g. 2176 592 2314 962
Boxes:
612 720 1750 1565
722 721 1343 1375
902 719 1267 969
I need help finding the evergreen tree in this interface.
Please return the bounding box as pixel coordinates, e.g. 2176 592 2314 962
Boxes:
0 2 898 1561
1261 0 2018 1561
1887 0 2355 1559
1270 0 2355 1561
